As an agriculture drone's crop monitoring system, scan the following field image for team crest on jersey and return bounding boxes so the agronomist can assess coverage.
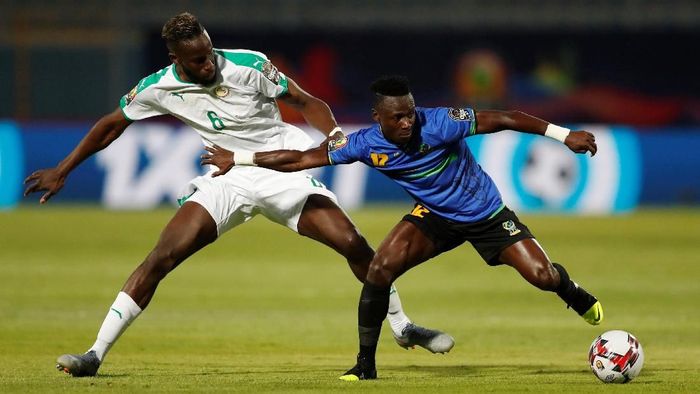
[448,107,472,121]
[328,135,348,152]
[502,220,521,236]
[419,143,431,154]
[261,61,280,84]
[125,86,138,105]
[214,86,229,98]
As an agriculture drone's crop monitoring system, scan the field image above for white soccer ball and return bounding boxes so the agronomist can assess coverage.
[588,330,644,383]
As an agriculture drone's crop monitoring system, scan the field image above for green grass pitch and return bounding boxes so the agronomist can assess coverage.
[1,206,699,392]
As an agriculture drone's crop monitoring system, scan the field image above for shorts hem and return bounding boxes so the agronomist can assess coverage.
[184,192,223,237]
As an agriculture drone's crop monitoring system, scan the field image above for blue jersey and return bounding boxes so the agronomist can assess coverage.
[328,107,503,223]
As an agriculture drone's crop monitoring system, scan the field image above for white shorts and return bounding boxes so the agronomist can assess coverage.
[179,166,338,235]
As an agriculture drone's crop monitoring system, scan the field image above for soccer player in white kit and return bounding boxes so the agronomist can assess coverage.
[23,12,454,377]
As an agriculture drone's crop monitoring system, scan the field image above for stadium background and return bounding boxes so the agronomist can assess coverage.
[1,0,699,211]
[1,1,699,392]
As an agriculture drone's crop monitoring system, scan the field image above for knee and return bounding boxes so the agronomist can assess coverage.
[366,250,404,287]
[339,229,374,264]
[366,263,392,287]
[529,264,559,291]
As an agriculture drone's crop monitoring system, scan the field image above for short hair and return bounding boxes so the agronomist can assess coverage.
[162,12,205,50]
[370,75,411,107]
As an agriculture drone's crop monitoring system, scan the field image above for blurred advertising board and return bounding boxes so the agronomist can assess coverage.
[3,121,699,212]
[0,122,23,210]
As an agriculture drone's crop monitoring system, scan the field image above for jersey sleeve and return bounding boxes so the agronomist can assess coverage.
[255,60,289,98]
[432,107,477,143]
[218,49,289,99]
[327,133,365,165]
[119,79,167,121]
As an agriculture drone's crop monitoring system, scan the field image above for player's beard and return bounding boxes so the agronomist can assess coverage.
[183,63,218,86]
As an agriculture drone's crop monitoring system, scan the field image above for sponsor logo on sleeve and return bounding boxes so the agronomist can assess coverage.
[261,61,281,84]
[448,107,472,121]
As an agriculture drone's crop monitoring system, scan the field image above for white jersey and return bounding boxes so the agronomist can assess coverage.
[119,48,313,152]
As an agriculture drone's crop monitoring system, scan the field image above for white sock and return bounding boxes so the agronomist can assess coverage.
[88,291,142,362]
[386,284,412,336]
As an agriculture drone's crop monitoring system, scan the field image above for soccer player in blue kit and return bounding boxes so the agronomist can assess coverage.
[201,75,604,380]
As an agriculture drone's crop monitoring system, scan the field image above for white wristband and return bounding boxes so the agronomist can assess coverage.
[329,126,343,137]
[545,124,570,143]
[234,151,257,166]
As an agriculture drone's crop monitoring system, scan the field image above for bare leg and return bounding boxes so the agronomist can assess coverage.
[360,220,437,346]
[365,221,438,287]
[59,201,218,375]
[342,220,440,380]
[297,195,453,353]
[296,194,374,281]
[498,238,602,322]
[122,201,218,308]
[497,238,559,291]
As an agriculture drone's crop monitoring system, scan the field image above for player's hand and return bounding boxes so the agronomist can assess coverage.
[564,130,597,156]
[200,145,234,177]
[23,168,66,204]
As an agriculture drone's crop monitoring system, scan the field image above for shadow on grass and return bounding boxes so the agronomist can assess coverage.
[87,364,665,386]
[91,370,241,378]
[386,364,665,385]
[388,364,583,378]
[87,364,583,379]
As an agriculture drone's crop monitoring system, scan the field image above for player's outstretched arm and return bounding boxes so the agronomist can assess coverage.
[23,107,132,203]
[278,78,340,137]
[475,109,597,156]
[201,144,330,176]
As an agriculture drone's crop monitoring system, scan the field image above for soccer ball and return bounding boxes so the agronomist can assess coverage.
[588,330,644,383]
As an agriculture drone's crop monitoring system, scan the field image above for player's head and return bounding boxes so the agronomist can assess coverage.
[162,12,217,85]
[371,75,416,145]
